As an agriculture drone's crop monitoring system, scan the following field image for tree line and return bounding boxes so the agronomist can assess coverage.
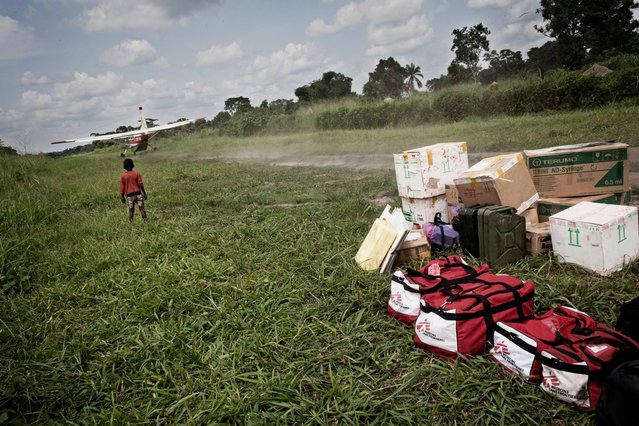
[205,1,638,135]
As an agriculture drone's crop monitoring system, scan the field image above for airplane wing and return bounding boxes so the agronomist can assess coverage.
[144,119,198,133]
[52,129,146,145]
[51,118,198,145]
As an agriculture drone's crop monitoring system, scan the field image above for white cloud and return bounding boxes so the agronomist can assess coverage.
[500,22,522,37]
[182,81,218,106]
[0,16,37,60]
[20,90,54,109]
[250,43,324,82]
[79,0,222,31]
[361,0,423,26]
[490,0,545,55]
[306,0,432,56]
[466,0,512,8]
[0,108,23,125]
[214,42,326,104]
[306,2,363,36]
[154,56,170,68]
[21,72,50,85]
[54,71,124,101]
[114,79,167,103]
[506,0,539,21]
[366,14,433,56]
[82,0,171,31]
[100,39,158,67]
[367,15,433,49]
[196,42,243,66]
[366,33,433,56]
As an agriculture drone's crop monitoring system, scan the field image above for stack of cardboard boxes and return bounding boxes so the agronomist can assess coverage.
[522,142,631,257]
[524,141,638,275]
[394,142,469,223]
[388,140,638,275]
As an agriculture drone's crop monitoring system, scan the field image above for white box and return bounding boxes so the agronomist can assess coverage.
[394,142,469,198]
[401,195,449,224]
[549,201,639,276]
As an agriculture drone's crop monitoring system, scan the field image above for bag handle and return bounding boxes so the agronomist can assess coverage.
[433,212,447,225]
[404,261,489,295]
[405,267,483,292]
[568,326,639,351]
[441,279,527,320]
[436,212,451,247]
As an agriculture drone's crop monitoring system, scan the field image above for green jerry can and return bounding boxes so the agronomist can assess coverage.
[477,206,526,268]
[456,205,482,258]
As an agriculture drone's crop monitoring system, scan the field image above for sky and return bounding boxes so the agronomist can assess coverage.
[0,0,554,153]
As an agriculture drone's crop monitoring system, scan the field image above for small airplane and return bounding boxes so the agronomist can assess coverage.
[52,106,201,156]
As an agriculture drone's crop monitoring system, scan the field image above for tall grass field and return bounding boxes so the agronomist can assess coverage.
[2,107,639,424]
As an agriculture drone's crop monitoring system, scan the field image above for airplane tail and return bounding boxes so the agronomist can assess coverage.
[139,106,147,130]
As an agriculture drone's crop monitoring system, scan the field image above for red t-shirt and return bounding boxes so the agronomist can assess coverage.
[120,171,143,196]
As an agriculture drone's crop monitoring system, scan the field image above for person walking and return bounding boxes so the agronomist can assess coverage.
[120,158,148,222]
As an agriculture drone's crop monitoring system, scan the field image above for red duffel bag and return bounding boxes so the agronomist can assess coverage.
[413,272,535,358]
[490,306,595,381]
[538,322,639,410]
[387,255,489,325]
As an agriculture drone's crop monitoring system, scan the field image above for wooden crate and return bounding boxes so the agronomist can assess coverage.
[526,222,552,255]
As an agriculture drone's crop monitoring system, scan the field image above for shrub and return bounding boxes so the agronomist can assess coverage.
[478,89,506,116]
[218,109,274,136]
[262,113,301,134]
[432,91,481,121]
[604,66,639,101]
[603,54,639,70]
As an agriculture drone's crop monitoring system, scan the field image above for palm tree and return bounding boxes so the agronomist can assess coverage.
[404,63,424,94]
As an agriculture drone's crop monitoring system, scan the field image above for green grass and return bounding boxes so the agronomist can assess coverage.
[154,104,639,162]
[2,106,639,424]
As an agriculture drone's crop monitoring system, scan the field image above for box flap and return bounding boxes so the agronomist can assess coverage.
[456,152,522,181]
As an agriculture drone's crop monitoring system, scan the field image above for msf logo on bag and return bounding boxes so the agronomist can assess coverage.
[389,292,403,305]
[493,342,510,356]
[416,316,446,342]
[416,319,431,332]
[543,374,561,388]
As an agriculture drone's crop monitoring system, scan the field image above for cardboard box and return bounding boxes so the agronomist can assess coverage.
[401,195,449,224]
[521,208,539,224]
[525,141,629,198]
[526,222,552,255]
[445,183,464,221]
[395,229,431,264]
[453,153,540,214]
[537,193,619,222]
[549,201,639,276]
[394,142,469,198]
